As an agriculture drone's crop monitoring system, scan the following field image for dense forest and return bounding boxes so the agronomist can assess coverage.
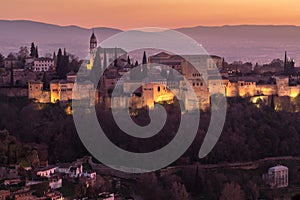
[1,95,300,199]
[1,95,300,166]
[0,96,88,165]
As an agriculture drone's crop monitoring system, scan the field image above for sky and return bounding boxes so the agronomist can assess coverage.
[1,0,300,30]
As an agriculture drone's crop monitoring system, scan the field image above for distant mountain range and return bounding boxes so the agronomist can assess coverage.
[0,20,122,59]
[0,20,300,65]
[177,25,300,66]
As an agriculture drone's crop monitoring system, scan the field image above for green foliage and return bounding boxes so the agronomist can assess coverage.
[127,55,131,65]
[205,96,300,164]
[59,179,76,197]
[68,53,81,72]
[18,46,29,65]
[220,182,245,200]
[0,53,4,67]
[142,51,147,65]
[0,97,88,164]
[31,182,49,197]
[35,46,39,58]
[56,48,69,79]
[82,162,92,171]
[30,42,38,58]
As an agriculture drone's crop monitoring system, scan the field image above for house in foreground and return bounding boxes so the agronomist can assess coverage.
[263,165,289,189]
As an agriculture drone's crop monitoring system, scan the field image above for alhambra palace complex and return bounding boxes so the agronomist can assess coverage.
[26,33,300,111]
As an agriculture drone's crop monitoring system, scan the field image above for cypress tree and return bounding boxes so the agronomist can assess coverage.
[56,48,63,78]
[63,49,69,74]
[35,46,39,58]
[30,42,36,58]
[141,51,148,78]
[142,51,147,65]
[55,48,69,79]
[57,49,62,58]
[127,56,131,65]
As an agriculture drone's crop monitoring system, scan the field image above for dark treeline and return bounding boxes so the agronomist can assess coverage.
[204,97,300,164]
[97,97,300,165]
[0,96,88,164]
[1,96,300,199]
[1,96,300,165]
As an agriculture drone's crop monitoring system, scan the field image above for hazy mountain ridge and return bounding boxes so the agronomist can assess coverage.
[0,20,122,58]
[0,20,300,65]
[176,25,300,65]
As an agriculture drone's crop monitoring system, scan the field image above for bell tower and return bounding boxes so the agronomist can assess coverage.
[90,30,97,53]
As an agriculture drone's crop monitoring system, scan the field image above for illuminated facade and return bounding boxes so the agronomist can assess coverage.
[50,80,73,103]
[224,80,257,97]
[29,73,300,110]
[28,79,95,104]
[28,80,73,103]
[105,52,300,111]
[28,80,50,103]
[143,83,175,109]
[27,34,300,111]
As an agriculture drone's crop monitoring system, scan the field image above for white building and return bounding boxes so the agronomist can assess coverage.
[263,165,289,188]
[33,57,54,72]
[36,166,58,178]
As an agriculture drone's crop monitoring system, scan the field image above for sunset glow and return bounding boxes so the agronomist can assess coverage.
[1,0,300,29]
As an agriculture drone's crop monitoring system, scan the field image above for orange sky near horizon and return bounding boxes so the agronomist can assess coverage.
[1,0,300,30]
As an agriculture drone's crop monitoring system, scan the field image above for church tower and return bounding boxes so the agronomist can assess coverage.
[90,31,97,53]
